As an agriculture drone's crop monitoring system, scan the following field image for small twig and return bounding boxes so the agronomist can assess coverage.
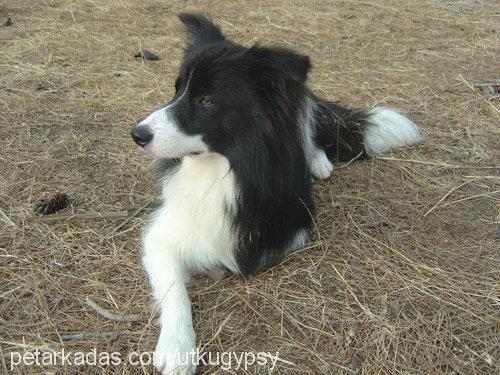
[0,208,15,226]
[0,286,22,299]
[85,296,140,322]
[217,15,239,30]
[376,157,498,169]
[61,329,130,341]
[440,190,500,207]
[335,151,364,170]
[0,254,18,262]
[463,175,500,180]
[424,181,469,217]
[266,15,316,36]
[468,79,500,87]
[359,220,390,228]
[38,211,129,222]
[330,261,374,319]
[110,201,152,234]
[200,312,233,352]
[459,74,500,113]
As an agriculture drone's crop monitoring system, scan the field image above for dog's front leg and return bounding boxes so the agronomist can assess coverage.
[142,221,196,375]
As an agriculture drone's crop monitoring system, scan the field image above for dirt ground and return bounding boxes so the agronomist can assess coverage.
[0,0,498,374]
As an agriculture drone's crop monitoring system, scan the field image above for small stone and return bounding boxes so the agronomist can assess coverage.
[2,17,12,26]
[134,50,160,61]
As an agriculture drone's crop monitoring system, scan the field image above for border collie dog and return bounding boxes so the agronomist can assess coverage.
[131,13,421,374]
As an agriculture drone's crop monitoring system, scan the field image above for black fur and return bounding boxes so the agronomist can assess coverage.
[157,13,372,275]
[179,12,226,47]
[313,98,369,162]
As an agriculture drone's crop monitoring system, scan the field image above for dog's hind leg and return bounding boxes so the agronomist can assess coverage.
[310,99,421,176]
[310,147,334,180]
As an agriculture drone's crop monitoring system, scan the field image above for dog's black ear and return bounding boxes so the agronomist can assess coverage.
[268,48,311,84]
[249,46,311,86]
[178,13,225,46]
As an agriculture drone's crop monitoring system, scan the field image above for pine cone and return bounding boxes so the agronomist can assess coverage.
[35,193,69,215]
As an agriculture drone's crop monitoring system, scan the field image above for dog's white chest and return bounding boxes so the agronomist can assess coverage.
[154,154,239,272]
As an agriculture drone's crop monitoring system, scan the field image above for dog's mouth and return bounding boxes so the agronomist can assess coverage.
[142,143,207,159]
[187,150,210,158]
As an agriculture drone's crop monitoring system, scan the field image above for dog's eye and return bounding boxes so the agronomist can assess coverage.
[200,96,214,107]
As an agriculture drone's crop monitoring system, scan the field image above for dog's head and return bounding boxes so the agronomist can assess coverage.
[131,13,311,159]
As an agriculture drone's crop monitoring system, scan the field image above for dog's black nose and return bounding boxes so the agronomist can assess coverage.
[131,125,153,147]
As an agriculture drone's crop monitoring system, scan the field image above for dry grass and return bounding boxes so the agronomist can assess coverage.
[1,0,498,374]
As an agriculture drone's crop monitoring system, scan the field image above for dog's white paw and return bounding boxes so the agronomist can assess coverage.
[310,149,334,180]
[153,328,197,375]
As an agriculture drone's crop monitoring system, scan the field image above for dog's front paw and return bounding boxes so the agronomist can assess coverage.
[153,328,197,375]
[311,150,334,180]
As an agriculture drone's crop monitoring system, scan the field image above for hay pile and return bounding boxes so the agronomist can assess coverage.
[0,0,498,373]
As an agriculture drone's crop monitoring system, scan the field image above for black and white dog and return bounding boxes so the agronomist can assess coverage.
[131,13,421,374]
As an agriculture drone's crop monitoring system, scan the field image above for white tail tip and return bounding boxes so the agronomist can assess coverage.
[364,107,422,156]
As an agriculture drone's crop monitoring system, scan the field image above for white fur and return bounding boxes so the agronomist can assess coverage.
[298,95,317,168]
[143,154,239,374]
[310,148,334,180]
[364,107,422,156]
[139,107,208,159]
[299,96,334,180]
[288,228,309,251]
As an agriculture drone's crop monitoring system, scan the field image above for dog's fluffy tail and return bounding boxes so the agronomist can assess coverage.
[313,101,422,162]
[363,107,422,156]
